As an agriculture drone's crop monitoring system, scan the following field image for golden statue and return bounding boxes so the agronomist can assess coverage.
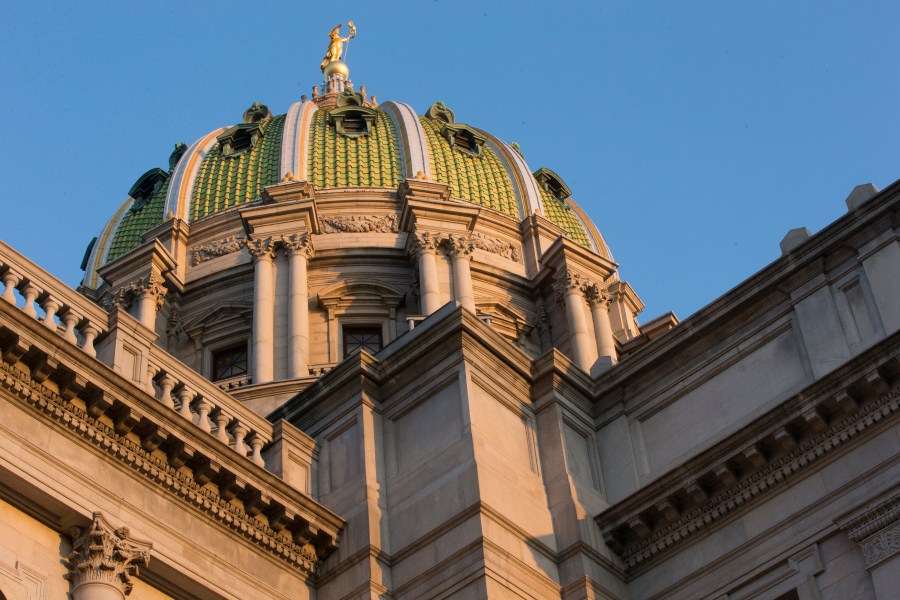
[320,22,356,71]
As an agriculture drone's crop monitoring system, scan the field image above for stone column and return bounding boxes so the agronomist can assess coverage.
[586,282,618,367]
[410,231,442,316]
[66,513,152,600]
[446,233,476,313]
[247,236,276,384]
[133,273,167,332]
[283,233,314,378]
[555,268,595,373]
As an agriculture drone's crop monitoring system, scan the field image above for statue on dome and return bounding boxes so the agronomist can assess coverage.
[320,22,356,71]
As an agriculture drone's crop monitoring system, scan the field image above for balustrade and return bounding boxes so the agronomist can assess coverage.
[1,242,108,359]
[148,358,272,467]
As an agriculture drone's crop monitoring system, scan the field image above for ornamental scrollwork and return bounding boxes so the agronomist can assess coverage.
[192,234,247,265]
[66,513,152,597]
[469,232,520,262]
[318,214,398,234]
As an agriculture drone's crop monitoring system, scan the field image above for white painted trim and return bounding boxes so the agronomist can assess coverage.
[381,101,430,180]
[164,128,226,222]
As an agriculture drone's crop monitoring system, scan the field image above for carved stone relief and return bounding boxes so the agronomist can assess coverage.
[192,235,247,265]
[66,513,152,597]
[318,214,398,234]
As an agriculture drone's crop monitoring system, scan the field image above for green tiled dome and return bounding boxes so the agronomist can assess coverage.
[191,114,286,220]
[538,187,591,247]
[419,117,518,218]
[107,177,170,262]
[307,107,402,189]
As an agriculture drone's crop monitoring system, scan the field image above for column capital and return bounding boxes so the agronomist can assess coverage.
[584,281,612,308]
[408,230,442,258]
[445,233,474,260]
[246,236,276,261]
[66,513,152,597]
[282,232,315,259]
[553,267,586,297]
[130,273,167,309]
[837,485,900,569]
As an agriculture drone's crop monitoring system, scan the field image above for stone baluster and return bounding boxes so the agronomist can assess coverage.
[41,295,62,329]
[176,386,194,421]
[80,323,100,358]
[231,422,249,456]
[66,512,151,600]
[0,269,20,304]
[20,283,40,318]
[410,231,442,315]
[585,282,618,368]
[447,233,476,313]
[213,409,232,445]
[61,310,81,344]
[283,233,314,378]
[555,268,595,373]
[194,397,213,433]
[156,373,176,409]
[247,237,276,384]
[248,433,267,467]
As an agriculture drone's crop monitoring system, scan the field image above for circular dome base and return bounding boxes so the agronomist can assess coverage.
[323,61,349,78]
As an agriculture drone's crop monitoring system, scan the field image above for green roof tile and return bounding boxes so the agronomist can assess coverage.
[107,178,170,262]
[308,108,401,189]
[191,114,286,220]
[539,187,592,247]
[419,117,518,218]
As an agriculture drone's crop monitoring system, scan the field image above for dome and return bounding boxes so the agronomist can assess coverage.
[82,83,611,288]
[78,60,641,394]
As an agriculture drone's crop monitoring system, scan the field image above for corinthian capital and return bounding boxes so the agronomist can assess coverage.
[282,232,315,259]
[408,231,442,258]
[584,282,611,307]
[445,233,474,259]
[66,513,152,597]
[131,273,167,308]
[246,236,276,260]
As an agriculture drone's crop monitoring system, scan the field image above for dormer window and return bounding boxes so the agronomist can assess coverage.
[533,167,572,201]
[127,168,169,212]
[440,123,486,157]
[329,105,377,138]
[217,121,268,158]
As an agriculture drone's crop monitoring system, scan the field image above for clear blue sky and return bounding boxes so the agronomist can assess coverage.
[2,1,898,322]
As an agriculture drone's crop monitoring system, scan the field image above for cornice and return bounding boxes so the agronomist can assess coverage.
[596,331,900,575]
[0,302,344,574]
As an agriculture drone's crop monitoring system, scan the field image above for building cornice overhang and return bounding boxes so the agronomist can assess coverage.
[593,178,900,412]
[596,328,900,576]
[271,303,534,429]
[0,299,344,575]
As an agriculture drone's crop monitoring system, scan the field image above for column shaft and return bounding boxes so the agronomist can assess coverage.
[252,255,275,383]
[287,251,309,378]
[565,290,594,372]
[418,250,441,315]
[590,300,617,364]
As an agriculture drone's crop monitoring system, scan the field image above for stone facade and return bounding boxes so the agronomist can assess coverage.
[0,60,898,599]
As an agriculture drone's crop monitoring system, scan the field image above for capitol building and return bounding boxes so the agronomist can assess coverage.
[0,27,898,600]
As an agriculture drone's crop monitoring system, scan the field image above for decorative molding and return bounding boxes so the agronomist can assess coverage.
[319,214,398,234]
[408,231,441,257]
[469,231,520,262]
[246,236,276,261]
[600,373,900,572]
[192,235,247,265]
[553,268,589,305]
[282,232,315,259]
[102,273,167,311]
[66,512,152,597]
[839,485,900,568]
[445,233,474,259]
[0,360,323,574]
[584,282,611,307]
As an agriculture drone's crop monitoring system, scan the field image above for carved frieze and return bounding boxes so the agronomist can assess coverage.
[66,513,152,597]
[469,232,520,262]
[192,234,247,265]
[840,484,900,568]
[318,214,398,234]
